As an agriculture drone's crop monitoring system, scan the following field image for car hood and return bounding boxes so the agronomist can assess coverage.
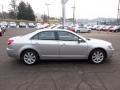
[87,38,111,46]
[10,24,16,26]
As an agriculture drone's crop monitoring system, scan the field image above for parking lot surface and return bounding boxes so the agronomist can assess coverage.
[0,29,120,90]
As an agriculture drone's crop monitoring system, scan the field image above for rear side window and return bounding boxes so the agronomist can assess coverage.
[58,31,79,41]
[32,31,56,40]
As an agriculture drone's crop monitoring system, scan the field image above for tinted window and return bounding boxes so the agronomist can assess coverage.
[39,31,55,40]
[58,31,79,41]
[32,31,55,40]
[31,33,39,40]
[58,26,64,29]
[58,26,68,29]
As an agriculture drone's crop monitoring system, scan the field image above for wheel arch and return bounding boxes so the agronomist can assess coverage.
[20,48,40,60]
[88,48,107,59]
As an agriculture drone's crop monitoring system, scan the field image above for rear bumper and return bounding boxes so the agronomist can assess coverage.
[6,48,19,59]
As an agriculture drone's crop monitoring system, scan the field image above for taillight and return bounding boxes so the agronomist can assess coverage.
[8,39,14,45]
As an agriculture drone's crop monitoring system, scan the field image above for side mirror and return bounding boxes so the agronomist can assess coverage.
[78,39,82,43]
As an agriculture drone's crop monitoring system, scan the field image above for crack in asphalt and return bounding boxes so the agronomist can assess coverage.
[75,65,93,90]
[75,64,109,90]
[77,72,94,90]
[25,72,40,90]
[95,73,108,90]
[50,73,58,90]
[16,81,29,90]
[18,72,58,90]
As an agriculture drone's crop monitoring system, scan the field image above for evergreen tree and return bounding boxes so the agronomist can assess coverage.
[17,1,27,20]
[9,10,16,19]
[26,4,35,21]
[0,12,9,19]
[17,2,35,21]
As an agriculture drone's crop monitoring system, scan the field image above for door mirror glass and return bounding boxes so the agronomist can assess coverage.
[78,38,85,43]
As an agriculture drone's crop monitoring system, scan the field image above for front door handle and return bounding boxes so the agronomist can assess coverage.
[61,43,66,46]
[35,42,39,44]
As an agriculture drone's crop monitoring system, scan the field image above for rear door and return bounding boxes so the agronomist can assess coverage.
[31,31,59,59]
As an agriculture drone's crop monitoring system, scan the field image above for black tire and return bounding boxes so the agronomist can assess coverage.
[76,30,80,33]
[21,50,39,65]
[0,33,2,36]
[89,49,105,64]
[88,30,91,33]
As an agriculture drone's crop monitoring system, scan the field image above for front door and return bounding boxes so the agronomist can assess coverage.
[57,31,88,59]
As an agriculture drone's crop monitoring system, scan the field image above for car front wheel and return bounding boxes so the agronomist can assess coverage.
[0,33,2,36]
[21,50,39,65]
[88,30,91,33]
[89,49,105,64]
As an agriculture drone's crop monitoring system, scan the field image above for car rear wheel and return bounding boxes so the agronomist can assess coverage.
[76,30,80,33]
[21,50,39,65]
[89,49,105,64]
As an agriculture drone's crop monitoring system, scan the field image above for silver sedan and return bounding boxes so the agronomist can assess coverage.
[6,29,114,65]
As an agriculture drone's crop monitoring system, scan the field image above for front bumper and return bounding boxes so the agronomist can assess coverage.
[106,49,114,59]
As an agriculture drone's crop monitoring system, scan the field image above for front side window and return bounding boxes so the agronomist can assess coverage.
[32,31,55,40]
[58,31,79,41]
[58,26,64,29]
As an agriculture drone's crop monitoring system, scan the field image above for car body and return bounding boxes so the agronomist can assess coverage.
[53,25,75,32]
[47,24,56,29]
[68,26,76,32]
[36,23,42,29]
[0,25,7,32]
[0,21,8,28]
[9,22,17,28]
[102,25,113,31]
[42,23,49,28]
[90,25,99,30]
[0,28,4,36]
[109,26,120,32]
[6,29,114,65]
[52,25,67,29]
[19,22,27,28]
[96,25,105,31]
[86,25,93,30]
[0,21,8,32]
[28,23,35,28]
[36,23,49,29]
[75,27,91,33]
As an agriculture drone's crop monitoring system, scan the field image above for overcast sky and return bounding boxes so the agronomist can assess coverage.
[0,0,119,19]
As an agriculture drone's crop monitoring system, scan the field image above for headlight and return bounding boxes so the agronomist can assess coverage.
[108,45,113,49]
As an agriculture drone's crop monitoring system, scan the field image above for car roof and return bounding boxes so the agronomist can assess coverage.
[23,29,70,38]
[37,29,70,32]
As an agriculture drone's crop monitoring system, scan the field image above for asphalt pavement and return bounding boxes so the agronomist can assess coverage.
[0,29,120,90]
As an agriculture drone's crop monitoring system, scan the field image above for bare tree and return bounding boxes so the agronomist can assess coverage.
[9,0,17,19]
